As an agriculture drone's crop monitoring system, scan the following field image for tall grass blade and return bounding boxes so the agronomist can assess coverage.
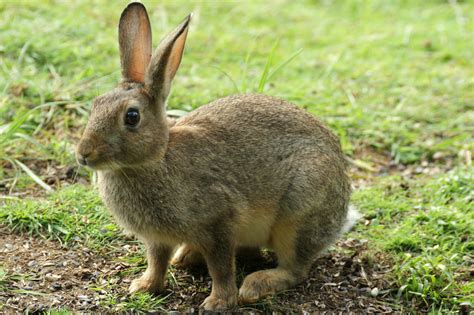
[257,39,279,93]
[240,40,257,93]
[0,112,31,147]
[15,159,53,192]
[0,101,70,149]
[267,48,303,82]
[210,66,240,93]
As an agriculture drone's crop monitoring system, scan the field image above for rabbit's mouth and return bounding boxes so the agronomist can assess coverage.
[76,146,120,171]
[78,157,123,171]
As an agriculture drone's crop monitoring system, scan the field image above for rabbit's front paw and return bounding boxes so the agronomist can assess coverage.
[200,294,237,311]
[129,276,162,294]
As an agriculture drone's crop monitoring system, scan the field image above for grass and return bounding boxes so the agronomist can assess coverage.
[0,0,473,312]
[353,166,473,308]
[0,185,120,247]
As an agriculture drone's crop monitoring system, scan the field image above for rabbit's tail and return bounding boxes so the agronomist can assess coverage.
[341,205,362,234]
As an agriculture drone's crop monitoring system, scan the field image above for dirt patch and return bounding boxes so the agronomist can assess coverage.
[0,227,411,313]
[0,227,133,312]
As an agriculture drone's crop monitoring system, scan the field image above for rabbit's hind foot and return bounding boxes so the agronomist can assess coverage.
[238,268,297,303]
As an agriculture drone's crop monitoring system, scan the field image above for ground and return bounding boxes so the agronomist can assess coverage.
[0,0,473,313]
[0,227,398,313]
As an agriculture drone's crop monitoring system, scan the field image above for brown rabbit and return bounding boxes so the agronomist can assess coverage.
[76,2,359,311]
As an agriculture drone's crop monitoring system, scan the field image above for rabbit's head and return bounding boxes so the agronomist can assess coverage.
[76,3,190,170]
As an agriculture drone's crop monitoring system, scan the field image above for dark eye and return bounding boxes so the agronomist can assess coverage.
[125,108,140,127]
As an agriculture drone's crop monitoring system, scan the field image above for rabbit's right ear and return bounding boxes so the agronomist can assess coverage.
[145,14,191,103]
[118,2,152,83]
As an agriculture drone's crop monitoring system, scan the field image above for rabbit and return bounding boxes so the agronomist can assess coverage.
[76,2,359,311]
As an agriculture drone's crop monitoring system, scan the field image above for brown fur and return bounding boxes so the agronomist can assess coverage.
[76,3,352,311]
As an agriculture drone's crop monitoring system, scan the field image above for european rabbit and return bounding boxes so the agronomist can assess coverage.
[76,2,359,311]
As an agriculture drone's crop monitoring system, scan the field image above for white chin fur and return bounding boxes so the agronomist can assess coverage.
[341,205,362,234]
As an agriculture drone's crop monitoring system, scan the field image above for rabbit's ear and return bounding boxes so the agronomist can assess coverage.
[119,2,152,83]
[145,14,191,102]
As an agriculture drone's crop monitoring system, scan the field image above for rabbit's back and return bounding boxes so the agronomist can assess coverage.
[172,94,350,230]
[178,94,337,144]
[177,94,343,163]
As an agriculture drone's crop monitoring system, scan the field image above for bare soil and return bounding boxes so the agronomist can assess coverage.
[0,226,412,313]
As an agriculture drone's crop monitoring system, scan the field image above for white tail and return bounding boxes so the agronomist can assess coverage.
[341,205,362,234]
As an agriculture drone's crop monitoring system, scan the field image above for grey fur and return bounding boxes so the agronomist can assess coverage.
[76,3,352,311]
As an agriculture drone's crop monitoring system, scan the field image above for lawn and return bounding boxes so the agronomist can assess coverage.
[0,0,473,313]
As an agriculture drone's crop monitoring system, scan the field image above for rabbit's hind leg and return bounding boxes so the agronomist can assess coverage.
[238,216,334,303]
[238,219,301,303]
[171,243,205,269]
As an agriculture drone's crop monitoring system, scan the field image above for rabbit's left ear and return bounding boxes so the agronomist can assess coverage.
[145,14,191,102]
[118,2,152,83]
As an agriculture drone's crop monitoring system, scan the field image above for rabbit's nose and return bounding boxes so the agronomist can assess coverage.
[77,152,90,166]
[76,137,95,166]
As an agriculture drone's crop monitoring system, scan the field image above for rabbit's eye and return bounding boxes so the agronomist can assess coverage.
[125,108,140,127]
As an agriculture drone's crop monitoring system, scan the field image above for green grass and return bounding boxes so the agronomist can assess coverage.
[0,185,120,247]
[104,292,169,313]
[353,166,473,308]
[0,0,473,312]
